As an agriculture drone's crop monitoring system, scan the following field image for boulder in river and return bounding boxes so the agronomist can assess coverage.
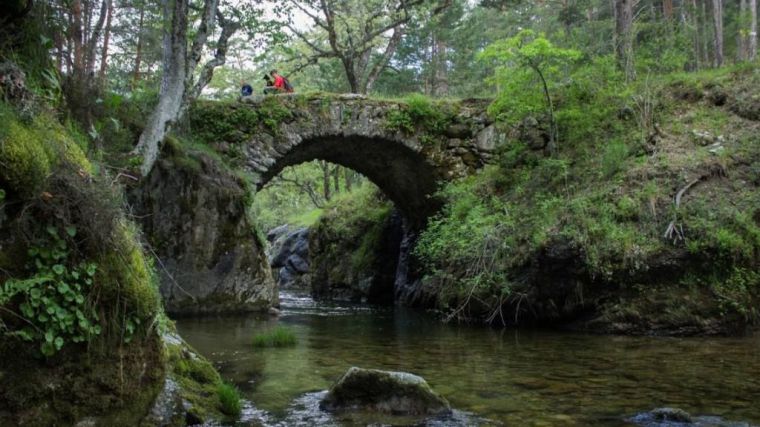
[627,407,747,426]
[320,367,451,416]
[268,225,311,289]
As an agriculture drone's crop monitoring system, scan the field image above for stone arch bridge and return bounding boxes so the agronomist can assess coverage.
[189,93,507,227]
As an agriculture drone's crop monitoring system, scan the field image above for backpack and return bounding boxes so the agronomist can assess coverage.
[283,77,294,92]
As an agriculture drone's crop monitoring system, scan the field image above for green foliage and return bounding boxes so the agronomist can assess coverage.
[480,30,581,121]
[189,101,261,144]
[252,325,298,348]
[386,108,415,133]
[258,96,293,132]
[0,226,101,356]
[601,139,630,178]
[385,94,454,138]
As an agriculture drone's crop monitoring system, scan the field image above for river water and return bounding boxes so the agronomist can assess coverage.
[175,292,760,426]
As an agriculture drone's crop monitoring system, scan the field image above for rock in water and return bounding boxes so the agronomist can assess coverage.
[320,367,450,416]
[628,407,695,425]
[651,407,693,423]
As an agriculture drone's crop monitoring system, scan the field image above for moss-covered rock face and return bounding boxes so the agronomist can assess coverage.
[320,367,451,416]
[0,99,164,425]
[309,188,403,304]
[143,329,235,426]
[130,140,276,314]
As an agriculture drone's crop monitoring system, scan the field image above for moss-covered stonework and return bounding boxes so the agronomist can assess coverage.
[188,94,504,228]
[129,139,276,315]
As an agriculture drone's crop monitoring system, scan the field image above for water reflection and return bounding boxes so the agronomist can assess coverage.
[176,292,760,426]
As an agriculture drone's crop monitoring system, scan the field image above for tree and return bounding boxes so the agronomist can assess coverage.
[480,30,581,154]
[712,0,723,66]
[284,0,449,94]
[615,0,637,81]
[750,0,758,60]
[133,0,267,176]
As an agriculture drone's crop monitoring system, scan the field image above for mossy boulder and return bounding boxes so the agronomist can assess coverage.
[143,330,233,426]
[320,367,451,416]
[309,187,403,304]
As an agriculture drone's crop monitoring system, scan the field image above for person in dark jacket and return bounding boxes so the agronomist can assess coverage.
[240,81,253,97]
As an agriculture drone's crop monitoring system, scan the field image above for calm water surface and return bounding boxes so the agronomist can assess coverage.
[176,292,760,426]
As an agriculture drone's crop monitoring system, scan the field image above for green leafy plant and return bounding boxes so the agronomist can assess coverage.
[0,226,101,356]
[385,108,414,133]
[216,382,242,417]
[252,325,298,348]
[480,30,581,154]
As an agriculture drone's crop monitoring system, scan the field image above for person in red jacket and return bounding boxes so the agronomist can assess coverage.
[264,69,294,94]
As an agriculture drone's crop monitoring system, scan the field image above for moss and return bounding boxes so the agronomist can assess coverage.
[0,103,92,196]
[0,119,52,192]
[165,337,228,423]
[257,95,293,132]
[96,220,162,321]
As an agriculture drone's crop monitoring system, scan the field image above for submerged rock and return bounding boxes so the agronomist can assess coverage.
[320,367,451,416]
[628,407,749,427]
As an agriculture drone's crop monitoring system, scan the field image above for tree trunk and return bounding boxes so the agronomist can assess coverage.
[433,37,449,97]
[85,0,110,74]
[332,166,340,194]
[132,3,145,87]
[344,168,352,192]
[98,0,113,83]
[712,0,723,67]
[702,0,710,65]
[183,14,239,103]
[691,0,702,69]
[321,161,331,201]
[663,0,674,20]
[134,0,189,176]
[739,0,748,61]
[71,0,84,75]
[750,0,758,60]
[615,0,636,81]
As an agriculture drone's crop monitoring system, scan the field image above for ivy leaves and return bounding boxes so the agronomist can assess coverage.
[0,226,102,357]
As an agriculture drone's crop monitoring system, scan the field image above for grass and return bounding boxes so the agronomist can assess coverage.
[286,207,323,227]
[252,326,298,348]
[216,382,242,417]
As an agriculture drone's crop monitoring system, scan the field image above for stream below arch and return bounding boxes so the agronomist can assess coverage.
[176,291,760,426]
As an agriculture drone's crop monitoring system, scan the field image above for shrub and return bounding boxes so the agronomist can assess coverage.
[252,325,298,348]
[216,382,242,417]
[601,139,629,178]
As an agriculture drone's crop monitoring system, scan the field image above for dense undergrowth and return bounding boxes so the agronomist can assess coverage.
[0,92,168,422]
[413,62,760,334]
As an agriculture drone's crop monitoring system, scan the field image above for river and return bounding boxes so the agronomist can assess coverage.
[175,292,760,426]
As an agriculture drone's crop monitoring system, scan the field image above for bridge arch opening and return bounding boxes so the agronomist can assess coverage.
[252,134,443,229]
[252,134,445,305]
